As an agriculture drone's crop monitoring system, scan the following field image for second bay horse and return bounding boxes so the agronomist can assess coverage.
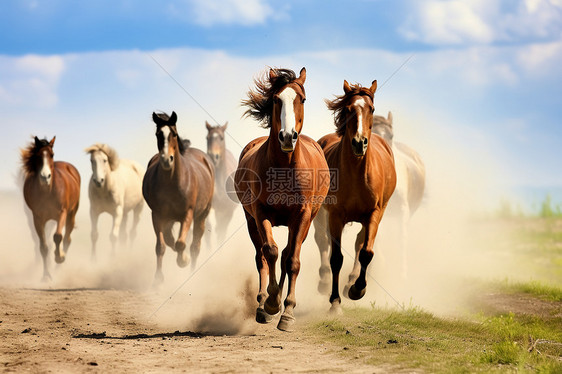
[313,80,396,313]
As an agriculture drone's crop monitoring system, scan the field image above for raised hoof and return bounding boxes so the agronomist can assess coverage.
[277,314,295,332]
[317,280,331,295]
[264,299,281,316]
[348,284,366,300]
[256,308,274,324]
[176,251,190,268]
[329,303,343,315]
[54,252,65,264]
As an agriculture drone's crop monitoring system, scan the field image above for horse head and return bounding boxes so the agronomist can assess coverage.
[372,111,394,146]
[271,67,306,153]
[152,111,183,171]
[85,144,119,188]
[205,121,228,166]
[328,79,377,157]
[34,136,56,186]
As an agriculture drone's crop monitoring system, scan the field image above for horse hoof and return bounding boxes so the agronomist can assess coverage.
[329,303,343,315]
[41,273,52,283]
[264,300,281,316]
[317,280,331,295]
[54,253,65,264]
[277,314,295,332]
[176,252,190,268]
[255,308,274,324]
[348,284,366,300]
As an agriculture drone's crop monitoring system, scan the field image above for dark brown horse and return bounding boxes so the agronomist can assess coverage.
[235,67,330,331]
[205,121,238,242]
[21,136,81,281]
[313,80,396,313]
[142,112,214,284]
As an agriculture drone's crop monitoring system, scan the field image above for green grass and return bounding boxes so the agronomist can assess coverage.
[308,305,562,373]
[491,280,562,302]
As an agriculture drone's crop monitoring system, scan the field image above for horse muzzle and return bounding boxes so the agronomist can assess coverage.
[159,154,174,170]
[39,174,51,186]
[278,130,298,153]
[351,137,368,157]
[93,178,105,188]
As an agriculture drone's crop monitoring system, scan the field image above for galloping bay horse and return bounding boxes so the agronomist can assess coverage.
[313,80,396,313]
[236,67,330,331]
[21,136,81,281]
[142,112,214,284]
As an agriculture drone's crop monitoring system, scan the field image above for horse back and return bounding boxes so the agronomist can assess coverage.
[54,161,81,208]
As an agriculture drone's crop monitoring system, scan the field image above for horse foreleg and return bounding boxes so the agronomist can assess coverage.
[328,214,345,314]
[216,207,235,243]
[254,210,281,317]
[244,210,271,324]
[348,213,381,300]
[277,209,312,332]
[90,208,100,261]
[129,202,143,247]
[151,213,166,285]
[110,204,124,254]
[343,226,365,297]
[33,215,50,281]
[53,209,68,264]
[313,207,331,295]
[175,209,193,268]
[119,209,128,247]
[189,214,206,270]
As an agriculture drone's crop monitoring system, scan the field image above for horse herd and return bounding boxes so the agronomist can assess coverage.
[20,67,425,331]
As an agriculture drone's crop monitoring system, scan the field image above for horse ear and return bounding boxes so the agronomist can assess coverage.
[369,80,378,94]
[49,136,56,148]
[387,111,393,125]
[152,112,160,125]
[205,121,212,131]
[343,80,352,94]
[269,68,277,81]
[221,121,228,131]
[34,136,41,147]
[170,111,177,125]
[295,67,306,85]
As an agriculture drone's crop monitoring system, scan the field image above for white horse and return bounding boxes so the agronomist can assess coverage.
[369,112,425,279]
[85,144,144,258]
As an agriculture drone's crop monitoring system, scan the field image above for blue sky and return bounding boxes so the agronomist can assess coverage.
[2,0,562,209]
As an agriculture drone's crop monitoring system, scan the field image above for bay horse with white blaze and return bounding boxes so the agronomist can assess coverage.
[371,112,426,278]
[313,80,396,313]
[143,112,214,284]
[236,67,330,331]
[21,136,81,281]
[205,121,238,243]
[85,143,144,259]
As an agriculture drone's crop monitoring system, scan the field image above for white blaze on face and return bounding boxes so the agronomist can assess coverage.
[40,151,51,183]
[354,97,367,138]
[161,126,171,156]
[279,87,298,135]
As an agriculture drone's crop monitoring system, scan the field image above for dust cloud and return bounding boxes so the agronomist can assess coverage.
[1,110,525,336]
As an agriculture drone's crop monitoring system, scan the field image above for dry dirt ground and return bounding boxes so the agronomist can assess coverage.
[0,287,388,374]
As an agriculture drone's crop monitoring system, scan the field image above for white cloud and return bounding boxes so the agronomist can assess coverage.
[400,0,562,46]
[172,0,275,26]
[0,55,64,108]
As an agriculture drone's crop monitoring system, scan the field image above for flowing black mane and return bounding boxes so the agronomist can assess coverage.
[326,83,374,137]
[21,137,52,176]
[242,68,304,129]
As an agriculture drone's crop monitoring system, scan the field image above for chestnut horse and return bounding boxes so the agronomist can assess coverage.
[143,112,214,284]
[371,112,426,278]
[205,121,238,243]
[21,136,81,281]
[236,67,330,331]
[313,80,396,313]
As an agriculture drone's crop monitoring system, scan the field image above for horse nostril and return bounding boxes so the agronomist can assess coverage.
[351,138,357,147]
[278,131,284,142]
[100,178,104,184]
[363,138,368,145]
[292,131,298,141]
[169,155,174,163]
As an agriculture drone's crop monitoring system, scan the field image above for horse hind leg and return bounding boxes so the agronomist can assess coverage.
[343,226,365,298]
[189,214,207,270]
[313,208,331,295]
[129,202,143,247]
[53,210,68,264]
[33,215,51,282]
